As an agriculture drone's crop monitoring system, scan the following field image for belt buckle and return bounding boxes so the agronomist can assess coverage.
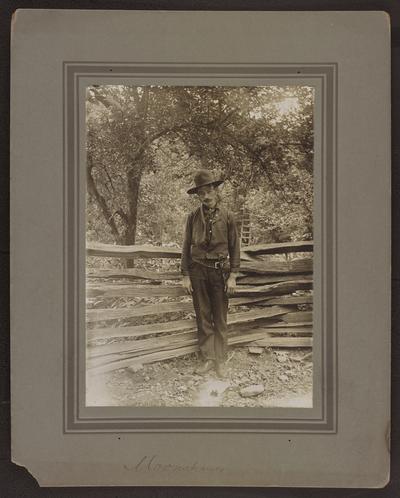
[214,261,221,269]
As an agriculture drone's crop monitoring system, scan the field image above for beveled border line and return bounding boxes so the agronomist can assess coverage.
[63,63,337,433]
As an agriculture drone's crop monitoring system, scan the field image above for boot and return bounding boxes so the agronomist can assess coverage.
[195,359,215,375]
[215,361,227,378]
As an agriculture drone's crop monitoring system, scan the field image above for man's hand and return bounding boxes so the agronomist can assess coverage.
[225,274,237,295]
[182,276,193,295]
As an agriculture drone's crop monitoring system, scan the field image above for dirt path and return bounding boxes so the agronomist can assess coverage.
[192,377,311,408]
[86,347,313,408]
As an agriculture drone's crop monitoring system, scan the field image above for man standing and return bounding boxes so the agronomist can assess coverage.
[181,169,240,378]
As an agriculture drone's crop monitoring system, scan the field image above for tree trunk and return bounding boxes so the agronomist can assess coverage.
[124,167,142,267]
[87,163,122,244]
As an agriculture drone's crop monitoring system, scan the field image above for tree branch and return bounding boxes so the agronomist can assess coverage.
[91,88,122,111]
[115,209,129,225]
[86,161,122,243]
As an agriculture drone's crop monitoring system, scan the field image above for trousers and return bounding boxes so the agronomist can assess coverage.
[189,262,229,362]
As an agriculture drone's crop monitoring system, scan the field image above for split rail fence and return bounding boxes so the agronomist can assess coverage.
[86,241,313,375]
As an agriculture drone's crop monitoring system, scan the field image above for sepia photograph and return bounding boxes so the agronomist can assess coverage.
[85,84,314,408]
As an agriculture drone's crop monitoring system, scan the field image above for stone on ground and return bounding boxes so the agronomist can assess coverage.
[248,346,264,355]
[127,364,143,373]
[239,384,265,398]
[276,352,289,363]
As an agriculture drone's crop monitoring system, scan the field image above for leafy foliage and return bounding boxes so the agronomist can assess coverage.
[86,85,314,258]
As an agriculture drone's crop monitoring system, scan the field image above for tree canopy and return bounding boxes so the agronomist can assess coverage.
[86,85,314,252]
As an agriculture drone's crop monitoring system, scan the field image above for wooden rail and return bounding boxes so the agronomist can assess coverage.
[86,241,313,374]
[87,240,313,259]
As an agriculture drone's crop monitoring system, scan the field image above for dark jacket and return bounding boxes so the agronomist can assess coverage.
[181,204,240,276]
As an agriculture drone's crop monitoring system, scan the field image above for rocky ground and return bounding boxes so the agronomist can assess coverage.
[86,346,313,408]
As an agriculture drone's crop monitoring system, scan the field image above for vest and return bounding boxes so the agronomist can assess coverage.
[189,205,231,260]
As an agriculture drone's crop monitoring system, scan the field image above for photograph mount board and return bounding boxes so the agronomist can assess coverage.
[11,10,390,487]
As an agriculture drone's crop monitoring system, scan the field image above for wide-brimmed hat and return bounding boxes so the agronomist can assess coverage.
[187,169,224,195]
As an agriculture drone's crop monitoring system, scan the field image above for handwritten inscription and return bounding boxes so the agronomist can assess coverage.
[124,455,225,474]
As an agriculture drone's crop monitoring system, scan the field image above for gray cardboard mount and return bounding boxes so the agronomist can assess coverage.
[10,10,390,487]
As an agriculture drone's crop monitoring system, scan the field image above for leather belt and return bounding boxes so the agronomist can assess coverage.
[193,259,224,269]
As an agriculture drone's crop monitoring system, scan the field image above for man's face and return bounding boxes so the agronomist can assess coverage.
[196,185,218,208]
